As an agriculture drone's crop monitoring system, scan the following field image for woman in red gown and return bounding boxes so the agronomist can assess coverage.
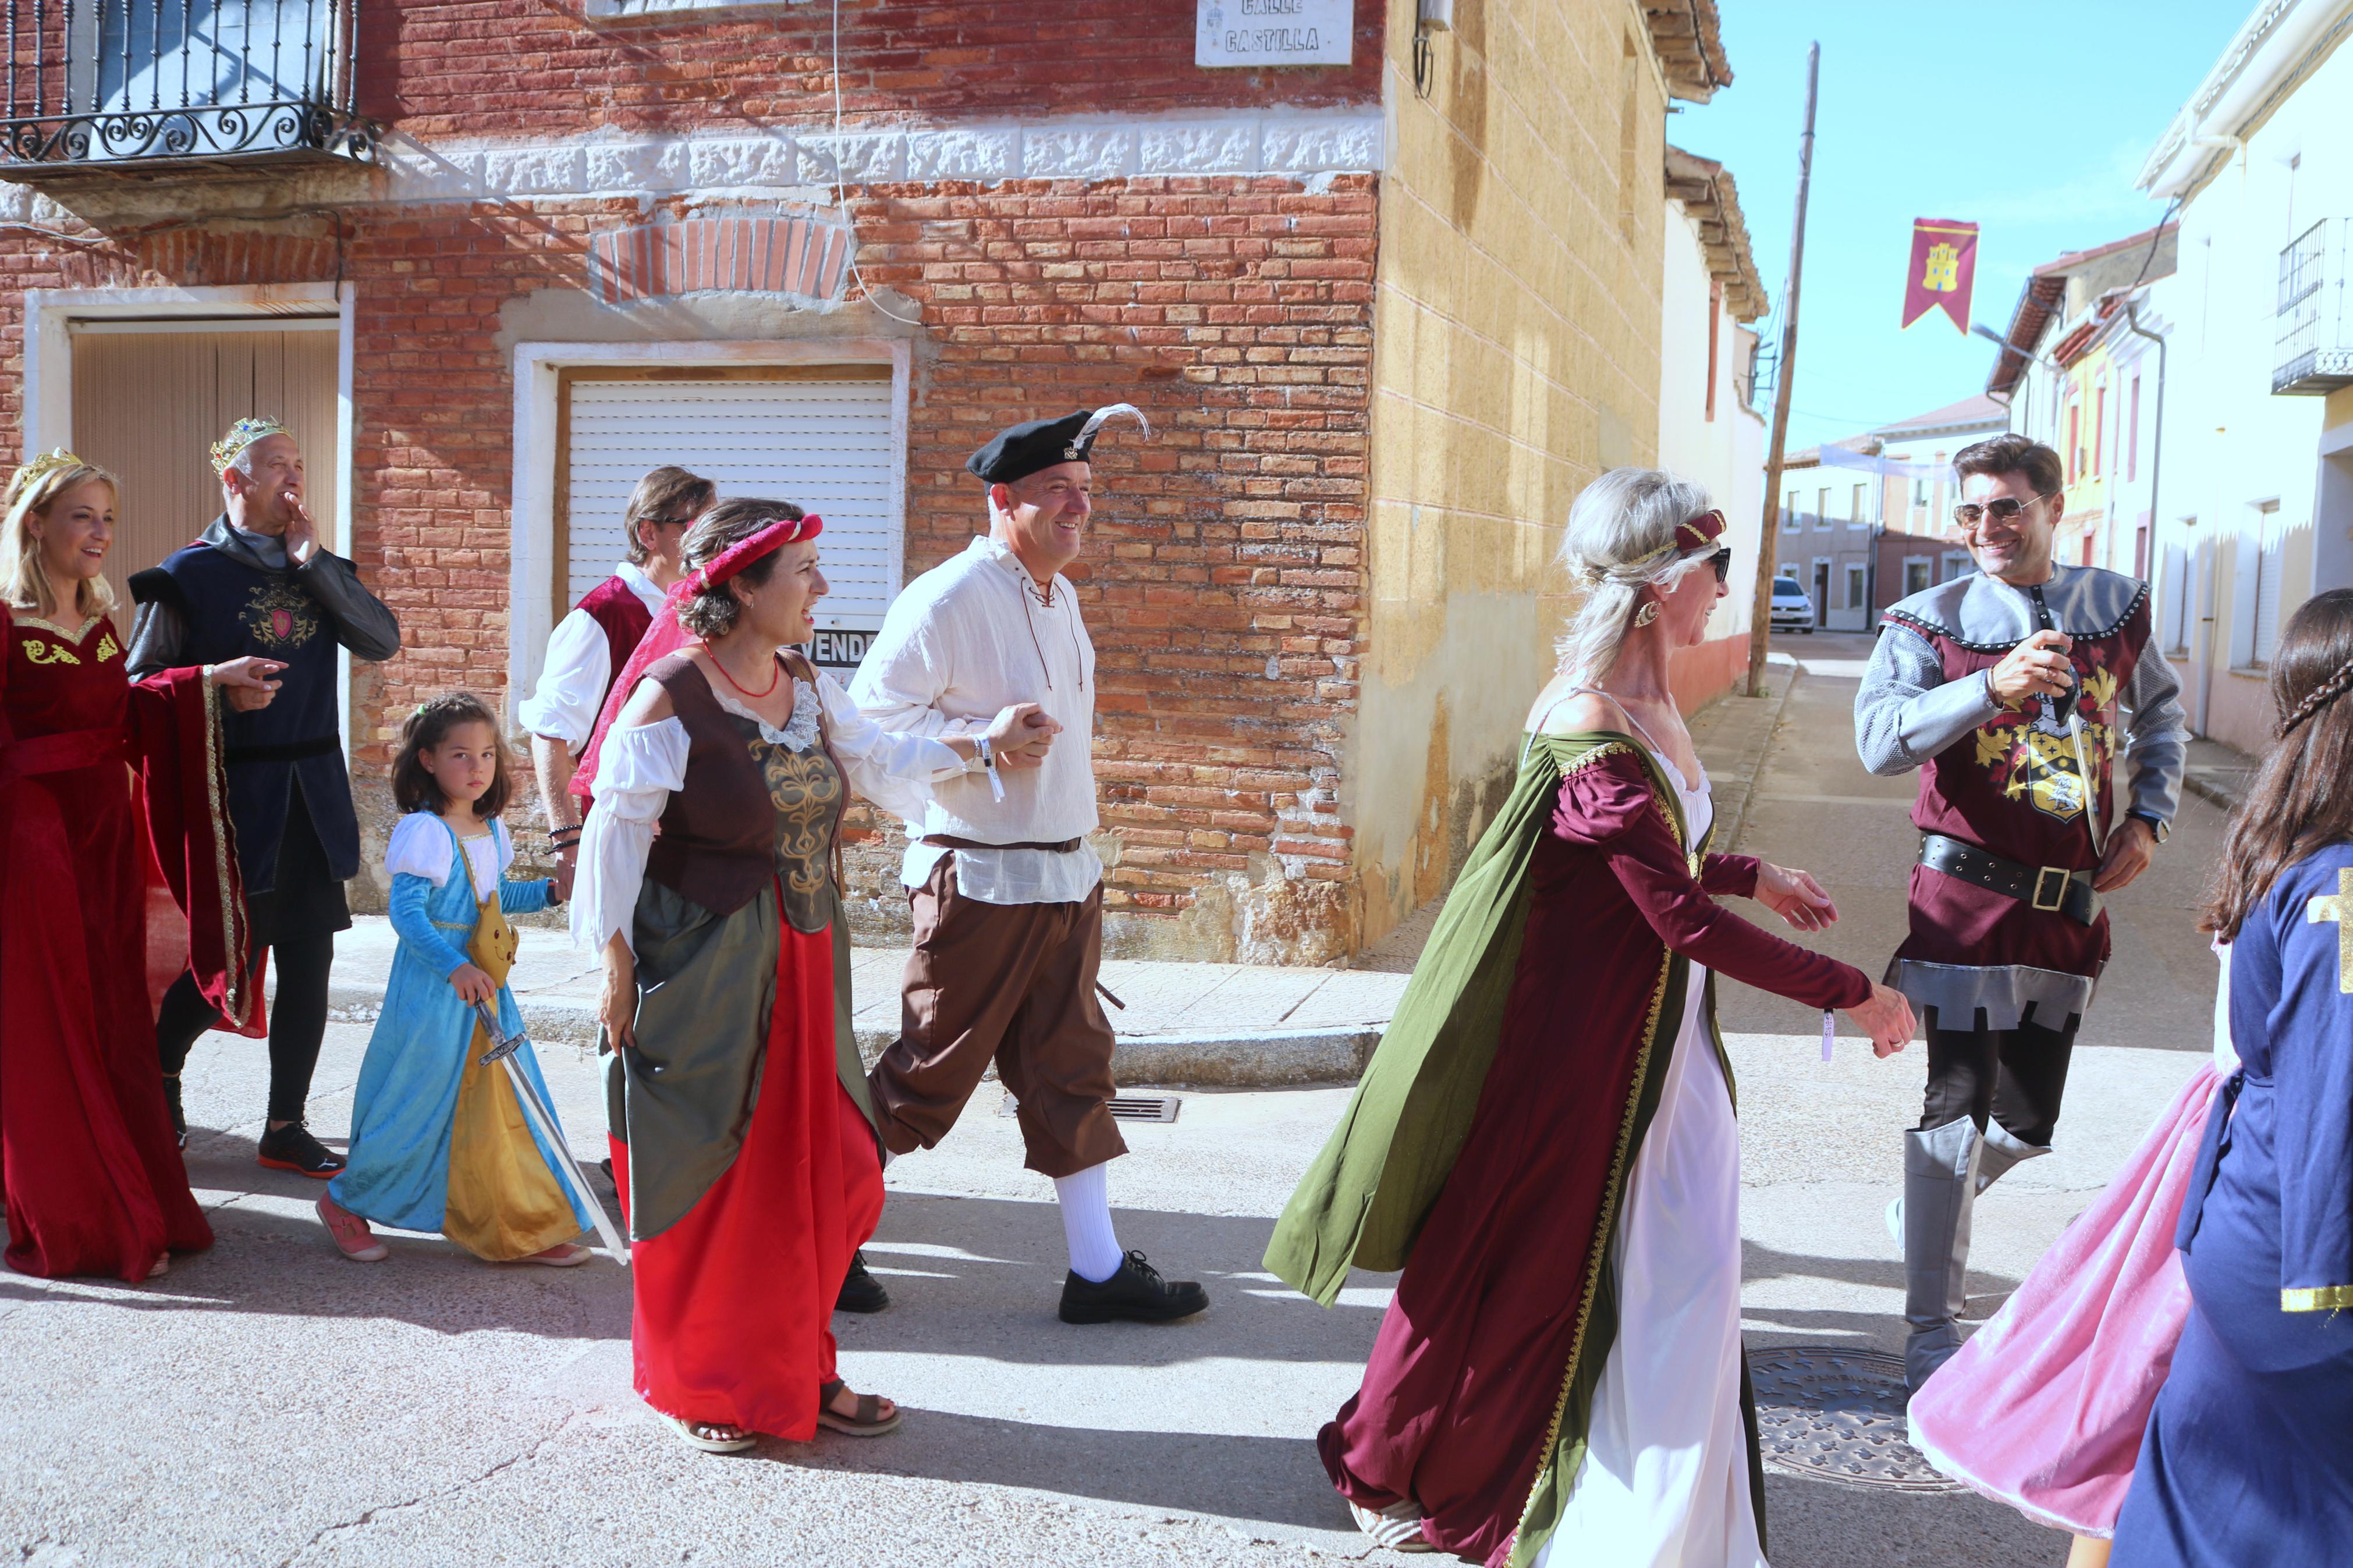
[1,451,277,1281]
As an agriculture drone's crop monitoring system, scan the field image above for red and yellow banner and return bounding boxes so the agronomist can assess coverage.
[1903,218,1978,333]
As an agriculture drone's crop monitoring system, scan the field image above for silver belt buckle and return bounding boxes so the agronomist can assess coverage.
[2031,866,2069,912]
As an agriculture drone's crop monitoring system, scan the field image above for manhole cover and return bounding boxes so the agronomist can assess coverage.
[1745,1346,1960,1492]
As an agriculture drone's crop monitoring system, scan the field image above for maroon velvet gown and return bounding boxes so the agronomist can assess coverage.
[1,607,215,1281]
[1318,746,1872,1565]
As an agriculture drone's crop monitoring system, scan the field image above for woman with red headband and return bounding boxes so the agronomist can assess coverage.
[570,499,1053,1452]
[1267,471,1914,1563]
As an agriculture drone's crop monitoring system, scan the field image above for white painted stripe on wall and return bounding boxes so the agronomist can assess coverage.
[377,106,1383,204]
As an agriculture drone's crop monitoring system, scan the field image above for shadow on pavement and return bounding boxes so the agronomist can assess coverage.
[773,1408,1350,1534]
[847,1192,1387,1371]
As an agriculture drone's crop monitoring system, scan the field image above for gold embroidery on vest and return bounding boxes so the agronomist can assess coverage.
[240,579,321,650]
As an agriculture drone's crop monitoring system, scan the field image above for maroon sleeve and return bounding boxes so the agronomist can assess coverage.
[1701,854,1759,898]
[1553,753,1871,1011]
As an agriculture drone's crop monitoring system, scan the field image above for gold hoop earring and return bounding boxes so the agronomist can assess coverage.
[1634,600,1660,628]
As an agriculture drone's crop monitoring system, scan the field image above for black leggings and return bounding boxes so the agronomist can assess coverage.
[1917,1015,2078,1149]
[157,929,336,1125]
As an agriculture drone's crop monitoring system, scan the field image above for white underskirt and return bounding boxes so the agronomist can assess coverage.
[1538,771,1763,1568]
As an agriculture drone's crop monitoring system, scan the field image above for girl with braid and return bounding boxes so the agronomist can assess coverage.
[1912,588,2353,1568]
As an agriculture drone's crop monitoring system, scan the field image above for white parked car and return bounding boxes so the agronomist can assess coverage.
[1769,575,1815,634]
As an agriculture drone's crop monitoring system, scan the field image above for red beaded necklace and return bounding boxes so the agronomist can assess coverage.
[698,638,782,699]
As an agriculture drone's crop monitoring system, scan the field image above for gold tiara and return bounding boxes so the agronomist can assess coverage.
[13,447,90,490]
[210,416,290,477]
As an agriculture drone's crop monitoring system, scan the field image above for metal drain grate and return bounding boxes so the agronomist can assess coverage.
[1744,1345,1961,1492]
[1000,1093,1180,1123]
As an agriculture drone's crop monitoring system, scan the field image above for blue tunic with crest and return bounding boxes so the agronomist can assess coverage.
[2111,842,2353,1563]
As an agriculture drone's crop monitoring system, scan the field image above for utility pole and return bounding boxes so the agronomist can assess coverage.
[1746,42,1820,698]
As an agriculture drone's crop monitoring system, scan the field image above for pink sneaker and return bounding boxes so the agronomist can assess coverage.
[317,1196,388,1261]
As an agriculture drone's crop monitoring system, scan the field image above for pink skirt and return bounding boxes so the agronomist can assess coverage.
[1907,1063,2224,1538]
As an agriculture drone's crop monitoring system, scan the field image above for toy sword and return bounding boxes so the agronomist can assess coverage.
[473,1001,630,1265]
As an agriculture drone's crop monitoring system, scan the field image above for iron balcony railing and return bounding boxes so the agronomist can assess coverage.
[1,0,374,170]
[2276,217,2353,395]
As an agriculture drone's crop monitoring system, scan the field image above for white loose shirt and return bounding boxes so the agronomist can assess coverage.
[516,561,665,747]
[849,536,1103,906]
[570,671,963,955]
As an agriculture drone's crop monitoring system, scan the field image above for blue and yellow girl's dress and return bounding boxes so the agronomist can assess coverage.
[2111,841,2353,1562]
[328,815,592,1260]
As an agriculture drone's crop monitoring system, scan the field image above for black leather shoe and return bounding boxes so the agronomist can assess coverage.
[1058,1250,1209,1324]
[836,1250,890,1314]
[257,1121,346,1178]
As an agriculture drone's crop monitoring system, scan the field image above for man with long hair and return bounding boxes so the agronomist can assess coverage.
[1855,432,2187,1390]
[128,418,401,1176]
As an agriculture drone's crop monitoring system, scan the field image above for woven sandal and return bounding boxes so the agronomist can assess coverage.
[1348,1498,1432,1553]
[816,1378,902,1438]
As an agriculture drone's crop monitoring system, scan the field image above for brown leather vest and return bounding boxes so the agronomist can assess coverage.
[643,653,785,918]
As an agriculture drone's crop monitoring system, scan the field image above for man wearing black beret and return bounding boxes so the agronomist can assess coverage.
[849,404,1209,1324]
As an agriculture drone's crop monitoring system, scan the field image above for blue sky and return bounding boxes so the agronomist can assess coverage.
[1670,0,2250,451]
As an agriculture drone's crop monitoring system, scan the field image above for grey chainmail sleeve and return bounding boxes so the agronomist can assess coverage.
[124,596,188,681]
[2118,639,2189,825]
[1854,623,2003,777]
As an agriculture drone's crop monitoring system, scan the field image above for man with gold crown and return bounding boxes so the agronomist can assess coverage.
[127,417,402,1176]
[850,404,1211,1325]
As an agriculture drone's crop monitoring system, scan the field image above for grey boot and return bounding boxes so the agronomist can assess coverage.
[1902,1118,1982,1393]
[1974,1119,2051,1194]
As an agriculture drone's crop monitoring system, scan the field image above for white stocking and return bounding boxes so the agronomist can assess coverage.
[1053,1162,1124,1282]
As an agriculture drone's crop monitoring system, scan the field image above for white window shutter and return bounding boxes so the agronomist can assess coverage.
[564,376,899,631]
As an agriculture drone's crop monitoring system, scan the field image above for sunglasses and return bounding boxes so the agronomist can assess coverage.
[1706,547,1733,584]
[1952,495,2047,531]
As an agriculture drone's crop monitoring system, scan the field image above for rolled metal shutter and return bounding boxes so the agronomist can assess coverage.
[562,374,898,646]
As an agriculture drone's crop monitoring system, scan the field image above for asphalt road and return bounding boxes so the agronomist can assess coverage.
[0,635,2215,1567]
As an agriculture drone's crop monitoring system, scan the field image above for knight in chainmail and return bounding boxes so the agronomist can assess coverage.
[1854,433,2188,1391]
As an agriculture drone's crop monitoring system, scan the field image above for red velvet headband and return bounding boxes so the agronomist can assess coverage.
[1675,508,1727,554]
[679,513,824,595]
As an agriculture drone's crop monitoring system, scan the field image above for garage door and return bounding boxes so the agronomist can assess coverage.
[70,319,342,586]
[558,368,899,664]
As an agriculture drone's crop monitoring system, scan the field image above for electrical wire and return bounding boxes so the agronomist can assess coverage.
[832,0,923,326]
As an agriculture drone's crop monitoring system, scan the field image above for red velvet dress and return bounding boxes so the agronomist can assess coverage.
[1318,746,1872,1565]
[1,608,216,1280]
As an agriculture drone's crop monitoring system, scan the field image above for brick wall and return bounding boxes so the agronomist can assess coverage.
[0,170,1375,957]
[368,0,1383,140]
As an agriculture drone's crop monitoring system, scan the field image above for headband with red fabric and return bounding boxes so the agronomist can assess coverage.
[679,513,824,595]
[569,511,825,802]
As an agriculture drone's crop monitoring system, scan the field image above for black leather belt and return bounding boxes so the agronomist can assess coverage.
[225,734,341,765]
[1918,833,2100,926]
[920,834,1083,853]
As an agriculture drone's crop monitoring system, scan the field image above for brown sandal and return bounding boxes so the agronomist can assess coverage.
[816,1378,902,1438]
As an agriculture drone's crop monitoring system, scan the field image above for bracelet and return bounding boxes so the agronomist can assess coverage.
[544,876,565,908]
[976,734,995,772]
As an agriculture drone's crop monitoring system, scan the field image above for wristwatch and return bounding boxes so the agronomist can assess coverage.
[2126,809,2170,845]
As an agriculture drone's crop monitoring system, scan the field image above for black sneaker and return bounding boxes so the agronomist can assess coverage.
[836,1250,890,1314]
[257,1122,346,1178]
[162,1076,187,1150]
[1058,1250,1209,1325]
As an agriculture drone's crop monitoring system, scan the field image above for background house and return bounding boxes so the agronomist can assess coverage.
[0,0,1747,963]
[1772,395,2005,630]
[2129,0,2353,755]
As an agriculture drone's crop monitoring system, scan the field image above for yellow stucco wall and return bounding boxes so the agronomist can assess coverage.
[1350,0,1669,946]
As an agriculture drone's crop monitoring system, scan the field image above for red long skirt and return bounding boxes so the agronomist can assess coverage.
[609,921,883,1441]
[1,757,214,1281]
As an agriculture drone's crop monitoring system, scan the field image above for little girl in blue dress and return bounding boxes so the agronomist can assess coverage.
[317,693,593,1265]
